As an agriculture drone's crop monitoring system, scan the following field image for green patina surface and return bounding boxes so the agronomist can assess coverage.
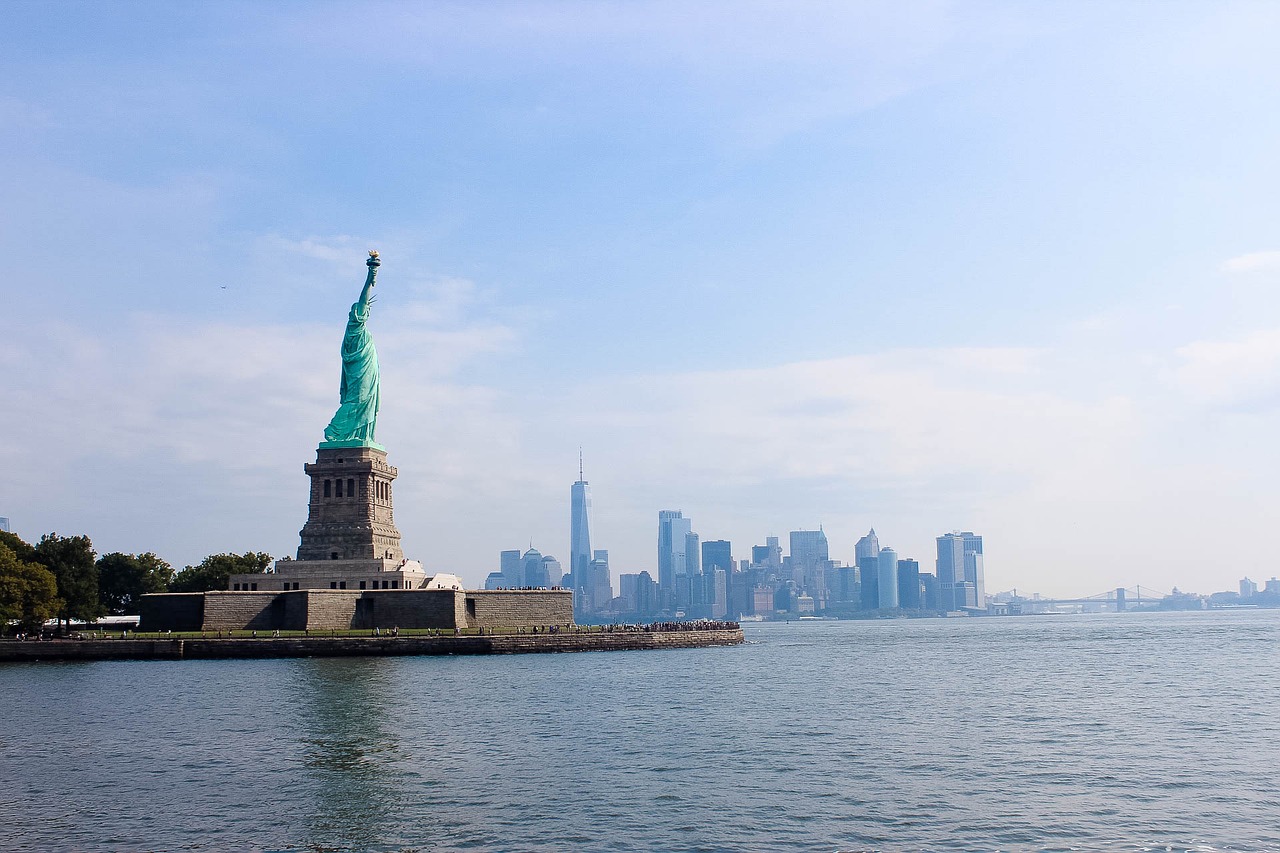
[318,438,387,450]
[323,254,382,445]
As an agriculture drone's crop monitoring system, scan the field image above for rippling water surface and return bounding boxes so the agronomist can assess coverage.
[2,611,1279,852]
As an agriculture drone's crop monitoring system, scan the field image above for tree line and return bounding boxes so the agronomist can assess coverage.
[0,530,271,634]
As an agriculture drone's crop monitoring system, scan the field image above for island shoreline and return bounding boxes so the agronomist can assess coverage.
[0,628,745,663]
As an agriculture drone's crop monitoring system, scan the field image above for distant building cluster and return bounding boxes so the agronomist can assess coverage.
[482,468,989,621]
[609,521,985,621]
[482,463,613,620]
[1157,576,1280,610]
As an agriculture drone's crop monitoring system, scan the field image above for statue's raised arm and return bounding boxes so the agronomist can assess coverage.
[322,251,383,448]
[357,250,380,308]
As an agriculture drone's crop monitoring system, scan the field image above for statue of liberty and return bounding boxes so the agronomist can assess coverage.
[322,251,383,447]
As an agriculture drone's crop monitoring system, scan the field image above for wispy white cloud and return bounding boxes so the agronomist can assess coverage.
[1167,327,1280,409]
[288,1,965,149]
[1221,250,1280,274]
[261,235,368,265]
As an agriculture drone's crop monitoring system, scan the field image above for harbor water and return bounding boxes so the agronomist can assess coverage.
[2,611,1278,852]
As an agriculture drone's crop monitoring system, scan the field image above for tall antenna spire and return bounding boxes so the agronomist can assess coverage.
[579,447,583,481]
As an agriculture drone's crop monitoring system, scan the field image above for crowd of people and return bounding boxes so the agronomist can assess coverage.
[640,620,740,632]
[486,586,567,591]
[518,620,741,634]
[7,619,741,641]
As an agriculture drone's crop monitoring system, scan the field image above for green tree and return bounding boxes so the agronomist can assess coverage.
[33,533,103,631]
[97,552,174,615]
[170,551,273,593]
[0,530,36,563]
[0,543,61,634]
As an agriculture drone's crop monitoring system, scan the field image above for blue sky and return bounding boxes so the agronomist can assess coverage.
[3,1,1279,596]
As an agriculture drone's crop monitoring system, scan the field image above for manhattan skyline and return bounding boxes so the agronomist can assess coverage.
[3,3,1280,597]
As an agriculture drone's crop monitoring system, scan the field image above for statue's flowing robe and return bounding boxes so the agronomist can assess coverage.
[324,298,379,443]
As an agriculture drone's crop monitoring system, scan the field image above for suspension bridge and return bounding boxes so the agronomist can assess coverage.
[994,586,1169,613]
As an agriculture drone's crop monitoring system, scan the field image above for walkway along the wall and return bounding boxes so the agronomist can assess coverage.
[0,629,744,663]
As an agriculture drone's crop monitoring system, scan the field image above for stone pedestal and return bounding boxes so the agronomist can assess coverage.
[298,445,402,562]
[228,444,434,592]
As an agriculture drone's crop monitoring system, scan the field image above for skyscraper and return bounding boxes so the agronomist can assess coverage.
[710,568,728,618]
[500,549,522,587]
[702,540,733,575]
[488,548,523,589]
[897,558,921,610]
[542,554,562,589]
[877,547,899,609]
[936,532,961,609]
[685,532,701,577]
[522,547,547,587]
[789,529,829,599]
[751,536,782,571]
[699,539,732,619]
[920,572,939,610]
[0,517,10,533]
[657,510,691,606]
[961,532,985,609]
[831,565,858,604]
[964,550,984,610]
[856,528,880,610]
[855,528,880,563]
[638,571,659,615]
[619,572,640,612]
[859,560,879,610]
[681,531,701,612]
[936,533,964,585]
[570,458,592,608]
[937,531,985,611]
[588,549,612,611]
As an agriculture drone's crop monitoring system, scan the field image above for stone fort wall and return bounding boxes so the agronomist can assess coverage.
[0,629,745,662]
[466,590,569,628]
[139,593,204,631]
[356,589,465,629]
[139,588,573,632]
[202,592,286,631]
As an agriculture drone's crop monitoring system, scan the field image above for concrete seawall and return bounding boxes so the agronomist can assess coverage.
[0,629,744,663]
